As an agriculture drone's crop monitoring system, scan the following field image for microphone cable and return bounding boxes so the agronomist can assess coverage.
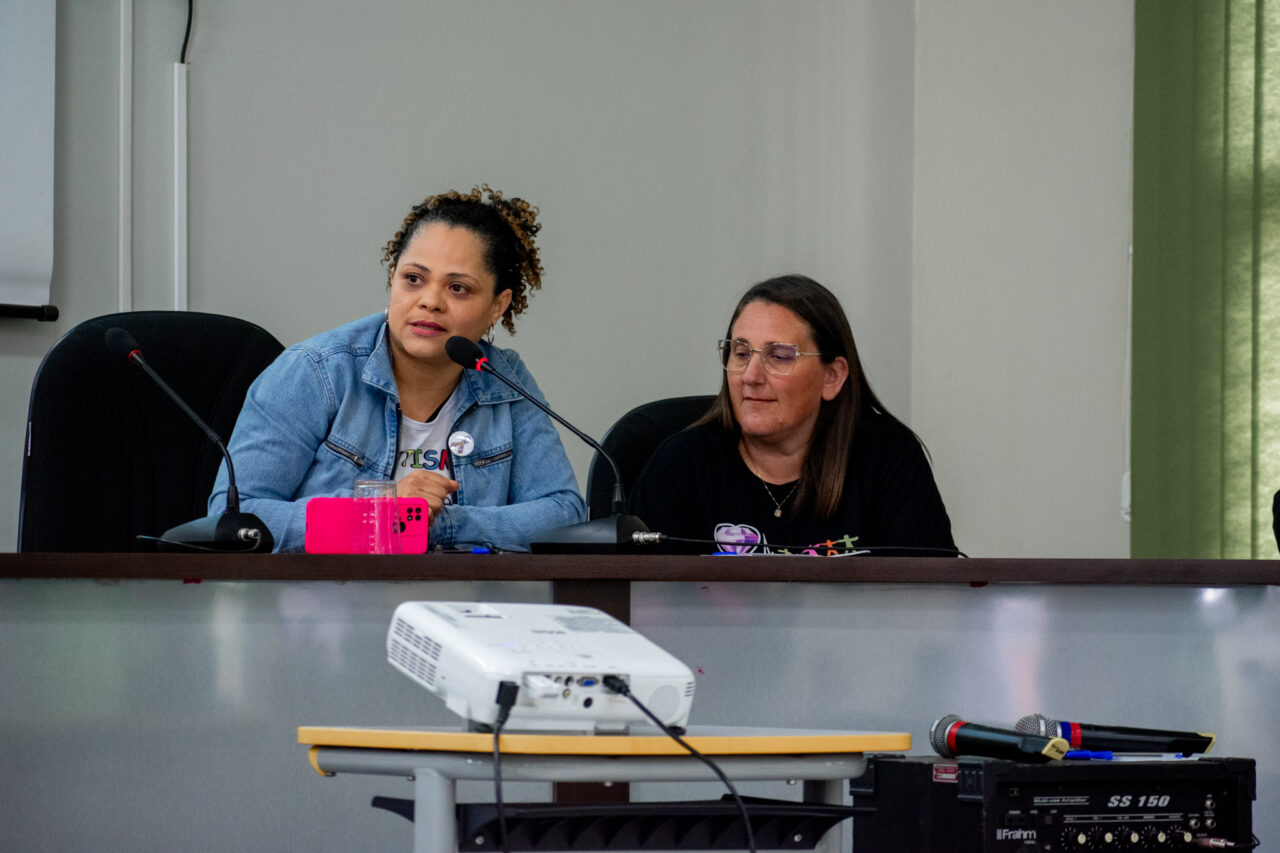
[632,532,967,558]
[601,675,756,853]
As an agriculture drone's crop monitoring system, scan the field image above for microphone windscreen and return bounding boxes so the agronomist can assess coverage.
[445,335,484,369]
[105,327,142,361]
[1015,713,1052,736]
[928,714,962,756]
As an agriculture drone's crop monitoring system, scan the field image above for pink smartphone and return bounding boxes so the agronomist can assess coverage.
[304,496,430,554]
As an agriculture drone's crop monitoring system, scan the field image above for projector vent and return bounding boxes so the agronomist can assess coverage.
[389,637,438,687]
[393,617,443,659]
[389,617,442,687]
[684,680,695,697]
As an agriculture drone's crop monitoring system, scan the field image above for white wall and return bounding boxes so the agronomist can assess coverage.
[2,1,1132,558]
[912,0,1133,557]
[3,1,124,539]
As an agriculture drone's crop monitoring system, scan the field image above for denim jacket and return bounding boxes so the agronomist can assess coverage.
[209,312,586,552]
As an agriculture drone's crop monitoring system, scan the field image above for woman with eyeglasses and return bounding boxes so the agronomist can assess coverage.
[630,274,955,556]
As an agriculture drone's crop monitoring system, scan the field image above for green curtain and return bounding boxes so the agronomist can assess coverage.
[1132,0,1280,558]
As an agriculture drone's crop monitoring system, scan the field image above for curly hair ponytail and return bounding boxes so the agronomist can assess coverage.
[382,184,544,334]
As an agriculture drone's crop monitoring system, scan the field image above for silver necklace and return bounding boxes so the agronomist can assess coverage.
[760,478,799,518]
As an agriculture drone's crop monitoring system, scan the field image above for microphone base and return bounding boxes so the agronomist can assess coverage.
[156,512,275,553]
[529,514,649,555]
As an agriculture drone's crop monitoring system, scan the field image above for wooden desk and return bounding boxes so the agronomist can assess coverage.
[4,554,1279,851]
[298,726,911,853]
[8,551,1279,628]
[7,552,1280,585]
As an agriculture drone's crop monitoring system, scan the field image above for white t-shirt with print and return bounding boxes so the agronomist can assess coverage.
[395,386,463,503]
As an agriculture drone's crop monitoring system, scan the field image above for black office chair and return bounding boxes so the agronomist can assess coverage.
[18,311,284,552]
[585,395,715,520]
[1273,489,1279,554]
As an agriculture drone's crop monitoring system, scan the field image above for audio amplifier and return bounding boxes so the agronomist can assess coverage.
[850,754,1254,851]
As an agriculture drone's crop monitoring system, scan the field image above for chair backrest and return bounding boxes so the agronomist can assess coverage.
[1274,490,1280,554]
[18,311,284,552]
[586,395,716,520]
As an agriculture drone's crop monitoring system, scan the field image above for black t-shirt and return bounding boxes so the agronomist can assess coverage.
[629,415,956,555]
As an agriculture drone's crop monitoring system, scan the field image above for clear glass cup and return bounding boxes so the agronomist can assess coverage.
[351,480,402,554]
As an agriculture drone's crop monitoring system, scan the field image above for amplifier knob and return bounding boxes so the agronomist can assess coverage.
[1099,826,1132,846]
[1113,826,1142,847]
[1061,827,1096,848]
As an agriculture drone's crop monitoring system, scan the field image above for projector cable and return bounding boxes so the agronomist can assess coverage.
[492,680,519,853]
[601,675,757,853]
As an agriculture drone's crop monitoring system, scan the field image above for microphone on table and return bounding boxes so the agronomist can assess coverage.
[1015,713,1216,755]
[930,714,1068,763]
[105,327,274,552]
[444,336,649,553]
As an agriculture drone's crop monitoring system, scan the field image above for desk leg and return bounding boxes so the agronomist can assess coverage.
[804,778,844,853]
[414,768,456,853]
[550,578,631,805]
[550,578,630,624]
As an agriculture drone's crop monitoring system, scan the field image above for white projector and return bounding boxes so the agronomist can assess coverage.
[387,601,696,732]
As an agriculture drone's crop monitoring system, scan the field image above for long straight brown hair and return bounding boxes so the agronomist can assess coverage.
[697,275,899,519]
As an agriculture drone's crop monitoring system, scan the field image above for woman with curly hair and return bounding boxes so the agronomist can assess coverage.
[209,186,585,551]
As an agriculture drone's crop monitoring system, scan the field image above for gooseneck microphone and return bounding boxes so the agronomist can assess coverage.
[930,714,1068,763]
[106,327,273,552]
[1015,713,1217,756]
[445,336,626,513]
[444,336,649,552]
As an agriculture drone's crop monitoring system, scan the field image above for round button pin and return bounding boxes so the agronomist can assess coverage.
[448,431,475,457]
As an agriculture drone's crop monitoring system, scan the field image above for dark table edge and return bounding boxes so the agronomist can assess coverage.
[3,553,1279,586]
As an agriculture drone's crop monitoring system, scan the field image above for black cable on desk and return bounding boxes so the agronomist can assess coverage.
[601,675,757,853]
[634,532,968,557]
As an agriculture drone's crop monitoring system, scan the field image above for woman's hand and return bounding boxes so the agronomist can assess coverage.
[396,470,459,518]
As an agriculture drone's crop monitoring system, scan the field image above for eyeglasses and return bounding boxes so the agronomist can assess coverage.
[717,339,821,376]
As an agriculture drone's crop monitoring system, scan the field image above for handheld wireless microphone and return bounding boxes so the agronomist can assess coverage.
[1015,713,1216,755]
[106,327,273,552]
[930,714,1068,762]
[444,336,648,552]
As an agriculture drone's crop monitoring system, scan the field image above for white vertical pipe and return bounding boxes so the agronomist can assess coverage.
[173,62,188,311]
[1120,28,1135,526]
[117,0,132,312]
